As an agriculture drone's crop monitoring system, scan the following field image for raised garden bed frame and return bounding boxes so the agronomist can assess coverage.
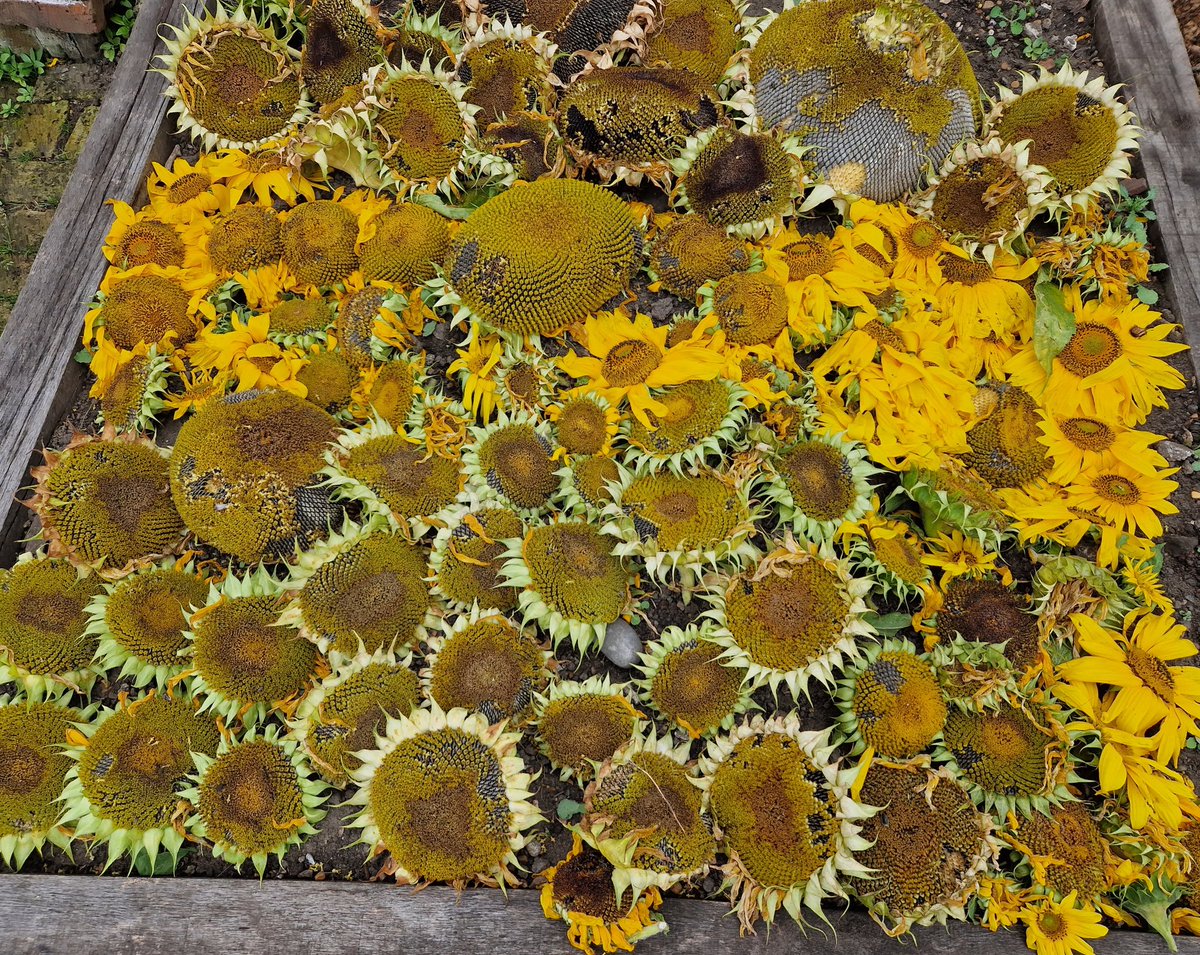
[1,0,1199,950]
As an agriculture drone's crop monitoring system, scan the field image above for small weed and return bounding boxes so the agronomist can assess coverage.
[986,2,1058,63]
[99,0,139,63]
[0,48,52,120]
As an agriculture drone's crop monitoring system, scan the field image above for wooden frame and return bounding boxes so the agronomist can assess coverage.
[0,0,1198,950]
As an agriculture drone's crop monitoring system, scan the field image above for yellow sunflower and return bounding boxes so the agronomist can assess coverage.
[449,335,503,422]
[934,248,1037,354]
[1063,461,1178,541]
[219,145,323,207]
[1059,610,1200,764]
[162,367,232,418]
[188,312,307,397]
[854,201,958,287]
[558,311,727,427]
[1037,412,1166,485]
[922,531,1004,585]
[1020,891,1107,955]
[1005,288,1186,425]
[145,154,242,223]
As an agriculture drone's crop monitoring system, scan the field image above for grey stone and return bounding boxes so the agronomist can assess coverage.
[1157,440,1195,464]
[600,619,642,668]
[1023,22,1041,39]
[1063,34,1078,52]
[1164,535,1199,559]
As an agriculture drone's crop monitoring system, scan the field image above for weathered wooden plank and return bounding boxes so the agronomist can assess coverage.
[1094,0,1200,380]
[0,0,202,563]
[8,874,1185,955]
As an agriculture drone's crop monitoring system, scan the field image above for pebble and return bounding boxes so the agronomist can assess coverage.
[1024,22,1041,39]
[531,856,550,875]
[1063,34,1078,51]
[1183,429,1195,447]
[1157,439,1195,463]
[1165,535,1199,559]
[601,620,643,667]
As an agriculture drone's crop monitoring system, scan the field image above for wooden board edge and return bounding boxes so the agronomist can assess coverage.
[1093,0,1200,381]
[0,0,205,562]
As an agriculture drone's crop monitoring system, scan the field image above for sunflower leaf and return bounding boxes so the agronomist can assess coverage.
[556,799,586,822]
[1033,277,1075,376]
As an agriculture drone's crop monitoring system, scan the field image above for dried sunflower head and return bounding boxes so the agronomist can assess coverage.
[423,607,552,726]
[697,715,873,931]
[279,515,435,663]
[761,433,877,542]
[850,760,997,935]
[297,348,357,417]
[322,416,463,533]
[345,704,542,886]
[168,389,341,563]
[29,429,184,576]
[59,691,221,873]
[301,0,386,104]
[581,729,716,903]
[457,21,555,126]
[704,537,873,697]
[85,557,209,691]
[359,202,452,285]
[532,675,644,781]
[428,499,525,613]
[289,645,420,787]
[183,724,328,877]
[556,453,622,519]
[985,63,1140,208]
[438,178,641,338]
[959,384,1050,490]
[463,409,561,515]
[834,638,947,759]
[0,555,105,702]
[0,696,89,870]
[159,5,310,150]
[621,378,748,475]
[638,0,741,86]
[280,199,362,288]
[92,343,171,435]
[500,519,631,653]
[649,213,751,301]
[635,623,753,738]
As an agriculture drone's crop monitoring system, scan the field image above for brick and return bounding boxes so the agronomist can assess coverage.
[1,99,69,159]
[0,159,71,207]
[62,102,97,160]
[7,207,54,251]
[0,0,106,35]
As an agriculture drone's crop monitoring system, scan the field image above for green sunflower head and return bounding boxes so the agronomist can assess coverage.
[532,675,644,782]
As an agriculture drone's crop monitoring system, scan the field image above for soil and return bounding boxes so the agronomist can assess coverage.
[11,0,1200,911]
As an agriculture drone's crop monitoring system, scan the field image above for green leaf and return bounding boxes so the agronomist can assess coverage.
[1033,277,1075,376]
[1135,285,1159,305]
[865,611,912,635]
[556,799,586,822]
[74,348,93,365]
[1118,880,1182,952]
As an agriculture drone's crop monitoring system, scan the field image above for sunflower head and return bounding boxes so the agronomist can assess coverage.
[457,26,553,126]
[702,270,789,347]
[558,454,622,517]
[934,696,1075,816]
[764,434,876,541]
[0,698,85,869]
[360,202,452,285]
[559,66,720,180]
[900,463,1011,545]
[161,7,309,149]
[541,831,667,951]
[0,556,104,701]
[186,726,327,877]
[301,0,386,104]
[851,761,996,934]
[281,199,361,287]
[636,624,752,738]
[186,569,320,726]
[582,730,715,901]
[30,430,184,573]
[443,178,641,337]
[208,204,282,275]
[697,715,871,931]
[282,518,433,661]
[638,0,740,86]
[746,0,978,201]
[95,345,171,435]
[169,389,341,563]
[297,349,357,416]
[705,540,873,697]
[987,64,1139,204]
[938,576,1040,671]
[370,65,470,188]
[424,609,551,726]
[835,639,948,759]
[961,384,1049,489]
[533,676,644,781]
[502,519,630,652]
[464,411,560,514]
[428,501,524,612]
[623,378,746,474]
[650,213,750,300]
[60,693,221,872]
[290,647,420,786]
[675,128,802,236]
[352,358,423,428]
[269,298,335,348]
[94,268,200,350]
[1009,803,1112,904]
[345,706,542,887]
[86,559,209,690]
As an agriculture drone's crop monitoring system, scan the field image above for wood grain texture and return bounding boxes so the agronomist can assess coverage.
[0,0,202,563]
[3,876,1198,954]
[1095,0,1200,380]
